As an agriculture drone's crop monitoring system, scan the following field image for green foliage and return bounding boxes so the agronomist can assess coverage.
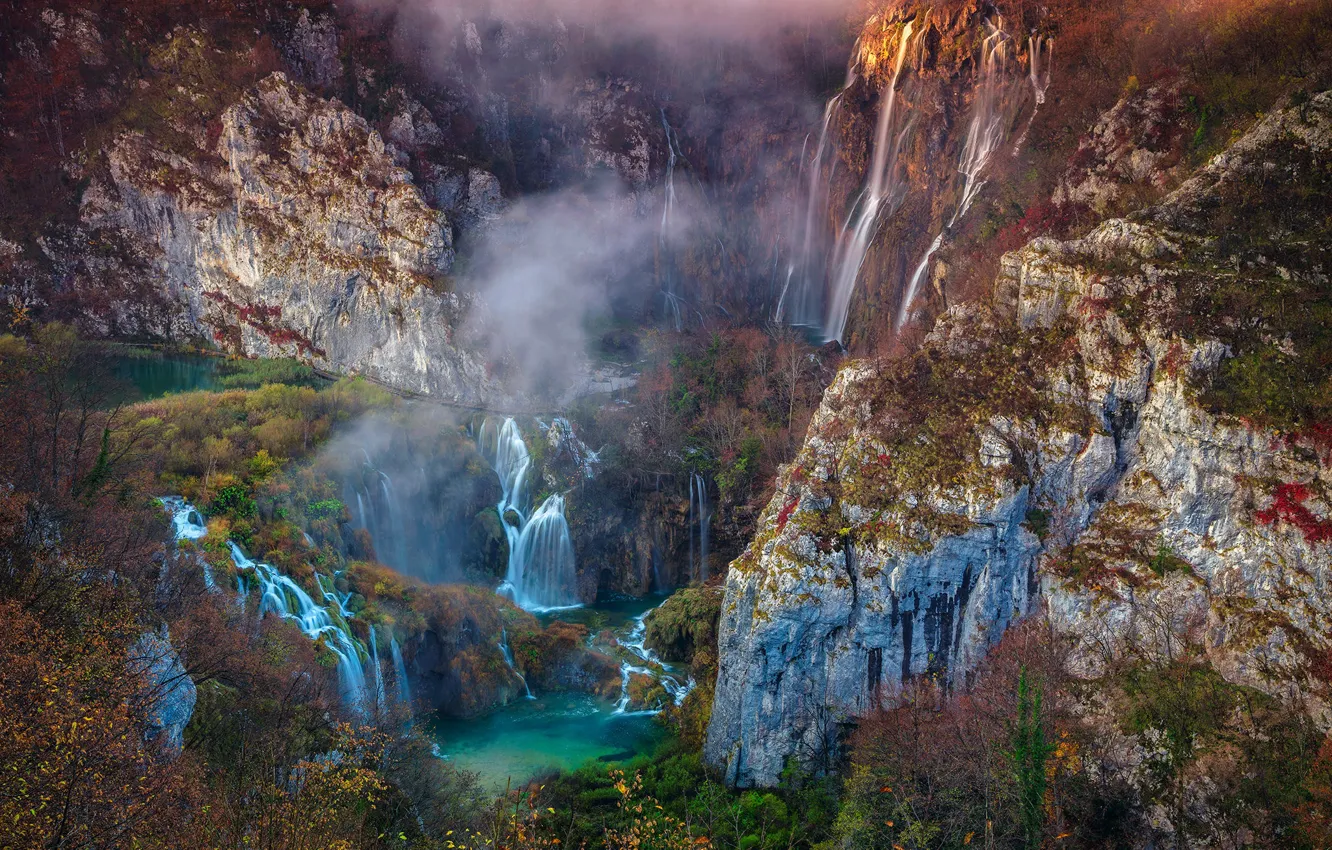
[307,498,346,521]
[1008,668,1055,849]
[219,357,323,389]
[210,483,256,520]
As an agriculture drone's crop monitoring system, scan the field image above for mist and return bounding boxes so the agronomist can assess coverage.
[458,179,679,400]
[314,406,500,584]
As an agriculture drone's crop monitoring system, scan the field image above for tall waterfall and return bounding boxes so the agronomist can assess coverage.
[896,19,1022,332]
[689,473,711,583]
[229,541,368,711]
[390,635,413,711]
[368,624,387,716]
[824,19,917,344]
[1013,33,1054,155]
[659,109,686,332]
[479,418,580,611]
[776,71,856,327]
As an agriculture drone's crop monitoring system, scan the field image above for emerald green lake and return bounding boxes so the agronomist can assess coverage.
[429,596,673,791]
[111,351,225,401]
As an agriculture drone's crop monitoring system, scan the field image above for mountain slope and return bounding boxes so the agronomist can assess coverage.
[706,89,1332,787]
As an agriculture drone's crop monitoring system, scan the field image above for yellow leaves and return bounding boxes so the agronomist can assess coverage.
[964,832,975,845]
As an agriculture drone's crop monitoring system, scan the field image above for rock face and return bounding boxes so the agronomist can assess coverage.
[129,629,196,759]
[83,72,500,404]
[706,92,1332,786]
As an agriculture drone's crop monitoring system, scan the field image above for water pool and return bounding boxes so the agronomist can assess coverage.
[428,596,676,791]
[428,691,666,791]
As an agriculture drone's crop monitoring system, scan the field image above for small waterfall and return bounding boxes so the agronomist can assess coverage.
[824,19,918,344]
[613,605,696,715]
[368,624,387,716]
[776,71,856,327]
[390,635,413,711]
[229,541,368,712]
[478,418,581,612]
[550,417,600,479]
[689,473,711,583]
[509,495,579,611]
[498,627,533,699]
[162,497,215,590]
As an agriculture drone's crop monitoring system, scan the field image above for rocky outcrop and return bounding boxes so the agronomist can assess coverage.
[707,92,1332,786]
[83,72,500,404]
[129,628,196,759]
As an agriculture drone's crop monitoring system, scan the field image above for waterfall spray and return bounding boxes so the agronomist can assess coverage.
[824,19,917,344]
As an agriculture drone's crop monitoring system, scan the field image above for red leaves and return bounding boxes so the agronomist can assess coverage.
[776,495,799,532]
[1256,482,1332,544]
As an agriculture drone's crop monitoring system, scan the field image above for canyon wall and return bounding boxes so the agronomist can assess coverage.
[707,91,1332,786]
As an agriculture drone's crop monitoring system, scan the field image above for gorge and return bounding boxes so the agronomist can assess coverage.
[3,0,1332,848]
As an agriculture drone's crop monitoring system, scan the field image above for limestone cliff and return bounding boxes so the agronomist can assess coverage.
[707,92,1332,786]
[82,72,500,404]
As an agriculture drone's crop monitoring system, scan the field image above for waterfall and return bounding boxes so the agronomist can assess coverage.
[613,605,696,715]
[479,417,531,518]
[509,495,579,611]
[478,418,580,611]
[689,473,711,583]
[950,21,1014,228]
[498,627,533,699]
[162,496,216,591]
[1013,33,1054,155]
[228,541,368,712]
[390,635,413,711]
[776,71,856,327]
[659,109,685,332]
[896,233,944,332]
[896,19,1018,332]
[824,19,918,344]
[368,624,387,716]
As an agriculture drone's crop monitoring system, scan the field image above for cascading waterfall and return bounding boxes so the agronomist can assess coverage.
[390,635,413,711]
[498,627,533,699]
[228,541,368,711]
[478,418,580,611]
[161,496,215,590]
[824,19,918,344]
[614,605,695,715]
[509,495,579,611]
[369,624,387,716]
[776,71,856,327]
[689,473,711,583]
[896,19,1020,332]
